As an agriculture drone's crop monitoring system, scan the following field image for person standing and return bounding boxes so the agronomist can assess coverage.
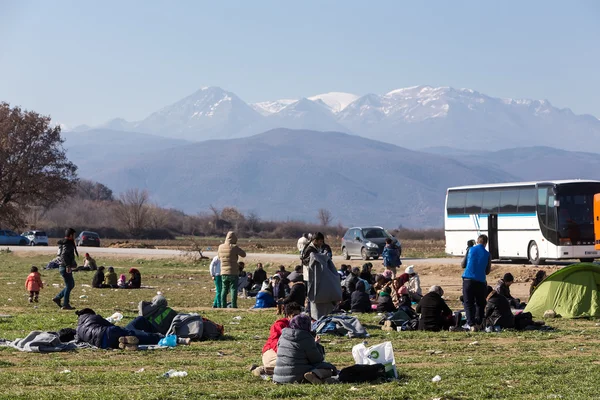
[461,234,491,332]
[53,228,77,310]
[218,231,246,308]
[297,233,309,253]
[382,238,401,277]
[25,266,44,303]
[209,255,222,308]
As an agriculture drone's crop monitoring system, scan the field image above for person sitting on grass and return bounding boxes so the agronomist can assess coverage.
[253,281,277,309]
[273,314,337,384]
[92,266,108,288]
[75,308,188,350]
[104,267,118,288]
[338,264,350,281]
[377,285,396,313]
[360,263,375,285]
[484,285,514,330]
[280,271,306,309]
[350,281,372,313]
[494,273,524,309]
[253,263,268,287]
[83,253,97,270]
[530,270,546,296]
[127,268,142,289]
[405,265,423,303]
[345,267,360,295]
[118,274,127,289]
[391,273,410,308]
[416,286,454,332]
[252,302,302,377]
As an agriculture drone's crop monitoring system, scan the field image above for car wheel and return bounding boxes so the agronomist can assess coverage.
[528,241,544,265]
[580,258,595,263]
[373,256,379,260]
[19,239,27,246]
[29,241,35,246]
[342,247,350,260]
[361,247,368,260]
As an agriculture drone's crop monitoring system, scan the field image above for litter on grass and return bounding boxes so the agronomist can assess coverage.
[135,368,145,374]
[432,375,442,383]
[233,316,242,321]
[60,370,71,374]
[469,341,479,346]
[163,369,187,378]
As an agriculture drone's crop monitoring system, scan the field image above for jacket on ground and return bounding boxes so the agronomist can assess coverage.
[273,328,333,384]
[350,281,372,313]
[25,272,43,292]
[76,313,113,348]
[217,232,246,276]
[416,292,452,331]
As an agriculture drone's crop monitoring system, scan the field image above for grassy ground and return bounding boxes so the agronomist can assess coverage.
[1,252,599,400]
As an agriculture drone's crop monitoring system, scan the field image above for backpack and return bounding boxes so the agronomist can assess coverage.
[338,364,387,383]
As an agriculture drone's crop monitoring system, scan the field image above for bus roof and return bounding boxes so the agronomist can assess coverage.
[448,179,600,191]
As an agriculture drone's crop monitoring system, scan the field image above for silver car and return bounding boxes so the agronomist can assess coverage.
[22,230,49,246]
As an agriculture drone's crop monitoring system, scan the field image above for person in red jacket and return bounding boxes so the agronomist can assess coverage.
[25,266,44,303]
[251,302,302,377]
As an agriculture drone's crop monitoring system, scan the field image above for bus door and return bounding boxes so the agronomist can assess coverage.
[488,213,499,260]
[594,194,600,251]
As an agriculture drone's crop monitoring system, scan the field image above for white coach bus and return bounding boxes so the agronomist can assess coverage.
[445,180,600,265]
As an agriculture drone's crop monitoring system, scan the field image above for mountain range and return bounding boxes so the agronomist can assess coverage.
[70,85,600,152]
[62,128,600,227]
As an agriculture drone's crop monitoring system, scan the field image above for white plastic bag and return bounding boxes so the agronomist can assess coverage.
[352,341,398,379]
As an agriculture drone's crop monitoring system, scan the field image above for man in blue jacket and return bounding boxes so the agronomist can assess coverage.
[461,234,491,332]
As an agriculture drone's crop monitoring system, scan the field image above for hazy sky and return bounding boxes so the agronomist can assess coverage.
[1,0,599,126]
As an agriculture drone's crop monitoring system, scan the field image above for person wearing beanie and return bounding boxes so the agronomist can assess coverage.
[494,272,523,309]
[405,265,422,303]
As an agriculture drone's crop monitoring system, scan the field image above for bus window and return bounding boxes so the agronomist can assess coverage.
[465,191,483,214]
[447,191,466,215]
[547,194,557,229]
[538,188,548,224]
[500,190,519,213]
[482,190,500,214]
[517,188,536,213]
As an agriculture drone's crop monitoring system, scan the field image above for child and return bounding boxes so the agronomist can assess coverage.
[25,266,44,303]
[377,285,396,313]
[118,274,127,289]
[105,267,118,288]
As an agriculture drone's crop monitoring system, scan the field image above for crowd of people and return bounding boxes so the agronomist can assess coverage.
[22,228,551,385]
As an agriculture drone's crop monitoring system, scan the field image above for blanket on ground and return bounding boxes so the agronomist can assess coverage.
[0,331,96,353]
[313,314,368,338]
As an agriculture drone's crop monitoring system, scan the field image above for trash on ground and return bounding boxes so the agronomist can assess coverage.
[106,312,124,324]
[432,375,442,383]
[135,368,145,373]
[163,369,187,378]
[60,370,71,374]
[79,295,88,299]
[81,284,91,287]
[233,316,242,320]
[469,341,479,346]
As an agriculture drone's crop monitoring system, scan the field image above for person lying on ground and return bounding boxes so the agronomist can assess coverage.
[530,270,546,297]
[484,285,514,329]
[273,314,337,384]
[92,266,108,288]
[416,286,454,332]
[376,285,396,313]
[83,253,97,270]
[494,273,524,309]
[280,271,306,308]
[253,282,277,309]
[405,265,422,303]
[75,308,180,350]
[127,268,142,289]
[350,281,372,313]
[252,302,302,377]
[126,294,178,334]
[104,267,118,288]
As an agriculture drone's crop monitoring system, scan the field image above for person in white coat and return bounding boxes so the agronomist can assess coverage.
[405,265,422,303]
[297,234,310,253]
[210,255,222,308]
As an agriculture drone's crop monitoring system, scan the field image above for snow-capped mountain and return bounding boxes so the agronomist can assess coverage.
[81,85,600,152]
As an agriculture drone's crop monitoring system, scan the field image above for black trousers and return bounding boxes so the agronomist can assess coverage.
[462,279,487,326]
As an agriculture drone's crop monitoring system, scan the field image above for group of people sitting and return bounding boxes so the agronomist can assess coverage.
[251,265,307,311]
[91,266,142,289]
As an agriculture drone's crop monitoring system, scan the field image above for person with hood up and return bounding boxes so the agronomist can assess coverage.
[253,281,276,309]
[273,314,337,384]
[416,286,453,332]
[350,280,372,313]
[127,268,142,288]
[297,233,310,253]
[405,265,422,302]
[75,308,177,350]
[126,294,178,334]
[209,255,222,308]
[53,228,77,310]
[530,270,546,296]
[218,231,247,308]
[117,274,127,289]
[83,253,97,270]
[104,267,118,288]
[92,266,107,288]
[252,302,302,376]
[382,237,402,277]
[253,263,268,287]
[302,232,343,319]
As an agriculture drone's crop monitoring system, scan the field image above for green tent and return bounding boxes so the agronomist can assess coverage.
[525,263,600,319]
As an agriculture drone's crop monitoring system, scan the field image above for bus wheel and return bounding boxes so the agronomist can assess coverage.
[580,258,595,263]
[528,241,543,265]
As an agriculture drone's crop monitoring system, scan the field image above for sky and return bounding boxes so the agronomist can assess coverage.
[1,0,599,126]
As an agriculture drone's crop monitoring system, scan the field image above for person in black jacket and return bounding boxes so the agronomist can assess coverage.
[485,286,514,329]
[376,286,396,313]
[92,266,108,288]
[360,263,374,285]
[494,273,523,309]
[350,281,372,313]
[127,268,142,289]
[253,263,268,286]
[75,308,164,349]
[53,228,78,310]
[281,271,306,307]
[345,267,360,295]
[416,286,453,331]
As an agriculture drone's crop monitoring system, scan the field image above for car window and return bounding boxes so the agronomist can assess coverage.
[363,229,386,239]
[35,232,47,237]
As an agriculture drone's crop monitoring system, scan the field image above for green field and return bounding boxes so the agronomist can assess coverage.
[1,252,599,400]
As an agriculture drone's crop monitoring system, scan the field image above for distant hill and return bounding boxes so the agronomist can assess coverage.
[83,129,515,227]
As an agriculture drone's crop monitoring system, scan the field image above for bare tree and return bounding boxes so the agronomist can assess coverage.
[147,204,170,230]
[113,189,150,237]
[0,103,77,227]
[317,208,333,226]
